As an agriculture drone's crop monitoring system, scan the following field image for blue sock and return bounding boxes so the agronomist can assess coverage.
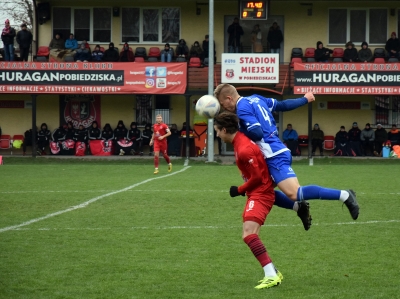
[274,190,295,210]
[297,185,341,200]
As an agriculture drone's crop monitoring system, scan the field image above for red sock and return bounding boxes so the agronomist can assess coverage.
[154,156,159,168]
[243,234,271,267]
[163,152,170,164]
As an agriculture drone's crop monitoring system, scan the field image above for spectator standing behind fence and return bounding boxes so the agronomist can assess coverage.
[388,124,400,147]
[91,45,104,61]
[358,42,373,62]
[161,43,174,62]
[227,17,244,53]
[385,32,400,59]
[373,124,388,156]
[315,41,332,62]
[16,23,32,62]
[282,124,298,156]
[251,24,263,53]
[343,41,358,62]
[360,123,374,156]
[65,33,78,50]
[348,122,362,156]
[1,19,16,61]
[103,42,119,62]
[311,123,324,156]
[119,43,135,62]
[49,33,65,50]
[267,22,283,54]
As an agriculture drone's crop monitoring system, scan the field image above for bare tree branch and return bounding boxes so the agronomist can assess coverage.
[2,0,34,30]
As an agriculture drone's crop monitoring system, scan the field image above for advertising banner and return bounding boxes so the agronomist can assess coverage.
[0,61,187,94]
[221,53,279,83]
[294,62,400,95]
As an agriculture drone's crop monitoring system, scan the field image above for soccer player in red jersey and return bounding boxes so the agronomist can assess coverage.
[149,114,172,174]
[214,111,282,290]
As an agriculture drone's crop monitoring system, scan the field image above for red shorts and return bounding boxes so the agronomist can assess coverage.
[242,195,274,226]
[154,141,167,153]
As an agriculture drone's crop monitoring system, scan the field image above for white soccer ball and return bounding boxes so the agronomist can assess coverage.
[195,95,221,119]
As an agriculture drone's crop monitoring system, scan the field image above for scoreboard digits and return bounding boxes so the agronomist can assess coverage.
[240,1,268,20]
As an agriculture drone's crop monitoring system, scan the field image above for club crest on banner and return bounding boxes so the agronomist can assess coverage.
[61,95,101,128]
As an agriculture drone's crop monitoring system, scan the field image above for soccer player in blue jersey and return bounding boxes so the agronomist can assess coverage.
[214,84,359,223]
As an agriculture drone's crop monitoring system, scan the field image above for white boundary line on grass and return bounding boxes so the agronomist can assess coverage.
[9,219,400,231]
[0,166,191,233]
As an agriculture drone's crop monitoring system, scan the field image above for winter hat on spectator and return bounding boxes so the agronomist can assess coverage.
[340,126,345,129]
[5,19,10,24]
[345,41,354,48]
[205,34,209,39]
[391,32,396,37]
[366,123,370,127]
[165,43,170,48]
[353,122,358,126]
[361,41,368,47]
[376,123,382,127]
[314,123,319,128]
[109,42,114,49]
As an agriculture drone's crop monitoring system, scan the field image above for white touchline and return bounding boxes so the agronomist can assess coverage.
[0,166,191,233]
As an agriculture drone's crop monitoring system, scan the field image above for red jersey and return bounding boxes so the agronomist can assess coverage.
[232,132,274,197]
[153,122,169,143]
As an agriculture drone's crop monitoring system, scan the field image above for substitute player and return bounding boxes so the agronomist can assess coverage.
[214,84,359,223]
[149,114,172,174]
[214,111,282,290]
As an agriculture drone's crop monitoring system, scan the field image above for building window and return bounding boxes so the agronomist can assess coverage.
[329,8,387,45]
[121,7,180,44]
[155,95,170,125]
[136,95,153,126]
[374,96,400,126]
[52,7,112,43]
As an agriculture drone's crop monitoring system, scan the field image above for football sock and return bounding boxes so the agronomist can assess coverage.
[263,262,278,278]
[154,156,159,168]
[339,190,350,202]
[163,153,171,164]
[274,190,295,210]
[243,234,271,268]
[297,185,341,201]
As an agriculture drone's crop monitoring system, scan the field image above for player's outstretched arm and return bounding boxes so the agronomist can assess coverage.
[274,92,315,112]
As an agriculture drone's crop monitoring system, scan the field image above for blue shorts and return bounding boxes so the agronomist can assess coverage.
[266,151,297,184]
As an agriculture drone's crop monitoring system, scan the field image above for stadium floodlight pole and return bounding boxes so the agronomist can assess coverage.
[207,0,215,162]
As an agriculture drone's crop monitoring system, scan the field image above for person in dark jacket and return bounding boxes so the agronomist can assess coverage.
[88,121,102,140]
[267,22,283,54]
[373,124,388,156]
[360,123,375,156]
[65,122,75,140]
[22,128,33,156]
[37,123,51,155]
[103,42,119,62]
[74,43,91,62]
[127,122,142,155]
[348,122,362,156]
[49,33,65,50]
[141,123,153,155]
[52,124,67,142]
[388,124,400,147]
[358,42,373,62]
[311,123,324,156]
[119,42,135,62]
[161,43,174,62]
[227,17,244,53]
[202,34,216,63]
[385,32,400,59]
[101,123,114,150]
[315,41,333,62]
[114,120,128,155]
[334,126,349,156]
[189,41,204,60]
[343,41,358,62]
[74,125,88,143]
[1,19,16,61]
[16,24,32,61]
[91,45,104,62]
[175,39,189,58]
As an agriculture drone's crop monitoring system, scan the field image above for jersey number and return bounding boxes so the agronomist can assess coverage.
[257,104,272,126]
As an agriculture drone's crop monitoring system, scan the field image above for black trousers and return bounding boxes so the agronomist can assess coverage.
[311,139,323,154]
[20,46,30,61]
[22,139,32,152]
[362,140,374,156]
[37,139,49,151]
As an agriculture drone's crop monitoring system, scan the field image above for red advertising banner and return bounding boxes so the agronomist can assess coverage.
[294,62,400,95]
[0,61,187,94]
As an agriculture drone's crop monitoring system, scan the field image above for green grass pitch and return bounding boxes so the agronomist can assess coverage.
[0,157,399,299]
